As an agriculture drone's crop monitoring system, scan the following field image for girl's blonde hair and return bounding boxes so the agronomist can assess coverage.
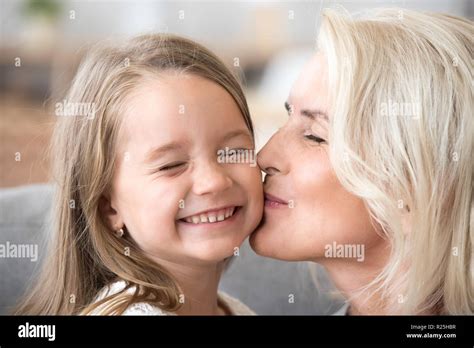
[14,34,254,315]
[318,8,473,314]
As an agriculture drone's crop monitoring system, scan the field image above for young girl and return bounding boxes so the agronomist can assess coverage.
[14,34,263,315]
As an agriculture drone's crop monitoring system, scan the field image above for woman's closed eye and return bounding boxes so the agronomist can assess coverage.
[303,131,326,144]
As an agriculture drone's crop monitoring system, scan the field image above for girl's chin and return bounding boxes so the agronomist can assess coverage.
[187,237,248,262]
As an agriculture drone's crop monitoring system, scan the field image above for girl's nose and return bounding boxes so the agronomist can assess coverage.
[192,160,233,196]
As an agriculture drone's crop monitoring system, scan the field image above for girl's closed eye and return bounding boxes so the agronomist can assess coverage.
[148,160,188,176]
[159,161,187,171]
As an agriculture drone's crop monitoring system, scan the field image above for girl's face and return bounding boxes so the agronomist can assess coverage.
[102,73,263,265]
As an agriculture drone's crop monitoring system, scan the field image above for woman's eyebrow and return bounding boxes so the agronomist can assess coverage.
[301,109,328,121]
[285,101,328,121]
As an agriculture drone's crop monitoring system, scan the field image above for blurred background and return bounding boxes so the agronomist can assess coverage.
[0,0,472,187]
[0,0,472,314]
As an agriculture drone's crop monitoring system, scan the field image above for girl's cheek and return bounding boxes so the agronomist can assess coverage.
[233,165,262,191]
[252,166,264,191]
[132,205,178,251]
[246,166,264,207]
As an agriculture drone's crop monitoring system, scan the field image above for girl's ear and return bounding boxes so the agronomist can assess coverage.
[98,195,123,232]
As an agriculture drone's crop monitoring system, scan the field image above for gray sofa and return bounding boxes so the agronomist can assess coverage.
[0,184,342,315]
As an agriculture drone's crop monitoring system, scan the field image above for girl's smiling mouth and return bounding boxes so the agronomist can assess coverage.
[178,206,242,225]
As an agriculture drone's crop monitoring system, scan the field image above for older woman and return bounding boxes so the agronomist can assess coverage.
[250,8,473,315]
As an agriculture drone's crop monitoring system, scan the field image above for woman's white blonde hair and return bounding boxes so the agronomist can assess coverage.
[318,8,473,314]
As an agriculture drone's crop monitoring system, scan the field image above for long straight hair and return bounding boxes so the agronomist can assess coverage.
[319,8,473,314]
[13,34,254,315]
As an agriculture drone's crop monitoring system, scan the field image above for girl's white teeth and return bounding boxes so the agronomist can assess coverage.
[184,207,236,224]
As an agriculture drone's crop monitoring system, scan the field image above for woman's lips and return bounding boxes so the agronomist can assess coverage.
[264,192,288,208]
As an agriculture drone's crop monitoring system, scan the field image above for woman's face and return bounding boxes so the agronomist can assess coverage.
[250,53,384,262]
[102,73,263,265]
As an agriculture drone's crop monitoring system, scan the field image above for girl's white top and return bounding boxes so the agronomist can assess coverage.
[91,280,255,315]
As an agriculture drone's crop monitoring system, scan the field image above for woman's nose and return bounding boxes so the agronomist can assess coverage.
[192,160,233,196]
[257,128,288,177]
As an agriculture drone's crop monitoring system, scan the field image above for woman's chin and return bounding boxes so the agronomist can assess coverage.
[249,222,291,260]
[250,218,325,261]
[249,221,272,256]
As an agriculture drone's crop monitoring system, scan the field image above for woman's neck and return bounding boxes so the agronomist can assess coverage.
[153,258,226,315]
[319,241,391,315]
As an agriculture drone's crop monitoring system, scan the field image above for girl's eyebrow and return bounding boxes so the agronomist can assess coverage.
[143,130,251,164]
[144,141,185,163]
[221,129,252,142]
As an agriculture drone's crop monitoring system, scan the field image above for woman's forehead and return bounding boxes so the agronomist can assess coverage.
[289,53,329,111]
